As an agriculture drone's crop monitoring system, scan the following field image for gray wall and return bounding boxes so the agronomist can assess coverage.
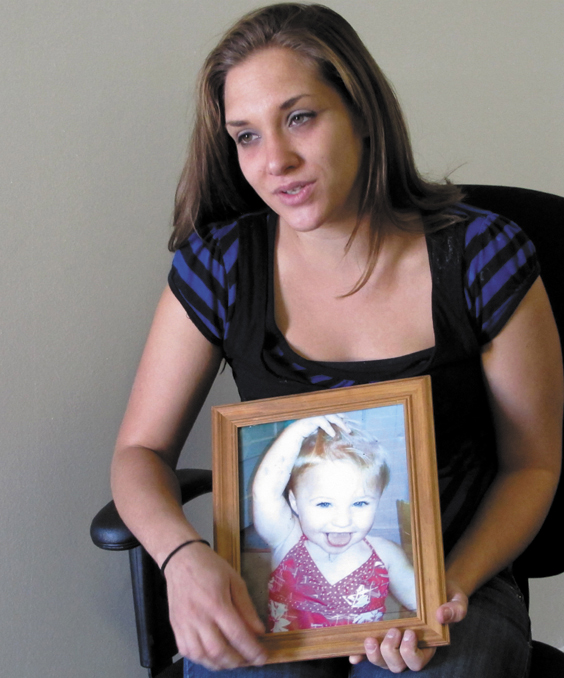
[1,1,562,675]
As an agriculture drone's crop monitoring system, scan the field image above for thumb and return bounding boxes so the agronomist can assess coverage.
[437,583,468,624]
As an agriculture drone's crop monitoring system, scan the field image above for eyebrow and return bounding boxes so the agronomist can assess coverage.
[225,94,310,128]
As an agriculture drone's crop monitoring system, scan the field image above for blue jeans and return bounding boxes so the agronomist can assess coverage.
[184,572,531,678]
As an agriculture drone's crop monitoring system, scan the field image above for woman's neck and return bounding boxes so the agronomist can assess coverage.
[273,210,434,362]
[276,214,374,289]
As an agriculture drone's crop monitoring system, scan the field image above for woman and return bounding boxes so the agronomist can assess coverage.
[111,4,562,676]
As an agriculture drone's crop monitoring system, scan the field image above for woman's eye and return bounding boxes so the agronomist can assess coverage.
[289,111,315,127]
[236,131,258,146]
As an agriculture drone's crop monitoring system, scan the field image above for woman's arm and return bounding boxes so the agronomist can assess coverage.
[354,277,563,672]
[444,276,562,595]
[112,287,221,560]
[111,287,267,670]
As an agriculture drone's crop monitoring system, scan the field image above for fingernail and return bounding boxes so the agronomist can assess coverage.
[386,629,396,639]
[365,639,377,652]
[442,608,453,623]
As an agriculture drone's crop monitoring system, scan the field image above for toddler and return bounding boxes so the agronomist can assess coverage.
[252,414,416,633]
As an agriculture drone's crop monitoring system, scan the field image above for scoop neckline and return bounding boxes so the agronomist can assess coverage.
[264,210,437,373]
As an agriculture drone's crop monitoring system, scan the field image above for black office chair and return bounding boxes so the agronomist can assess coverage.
[91,185,564,678]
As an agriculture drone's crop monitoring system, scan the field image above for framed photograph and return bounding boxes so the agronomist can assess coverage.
[212,375,449,663]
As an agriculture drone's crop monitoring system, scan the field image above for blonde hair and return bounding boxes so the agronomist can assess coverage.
[288,422,390,495]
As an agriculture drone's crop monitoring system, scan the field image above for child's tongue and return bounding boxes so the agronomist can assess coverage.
[327,532,351,547]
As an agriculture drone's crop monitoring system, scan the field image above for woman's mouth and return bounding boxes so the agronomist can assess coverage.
[275,181,315,206]
[326,532,352,547]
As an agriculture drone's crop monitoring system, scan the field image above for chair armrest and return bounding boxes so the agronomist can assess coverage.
[90,468,213,551]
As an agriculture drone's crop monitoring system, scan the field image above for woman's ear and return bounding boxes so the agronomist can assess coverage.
[288,490,299,516]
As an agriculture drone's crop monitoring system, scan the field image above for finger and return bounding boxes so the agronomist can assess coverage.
[174,628,208,669]
[168,604,214,668]
[316,416,338,437]
[399,629,436,672]
[363,636,390,669]
[230,575,267,637]
[380,628,408,673]
[218,584,267,666]
[325,413,351,433]
[196,621,250,670]
[437,589,468,624]
[293,416,335,439]
[348,654,366,665]
[217,614,267,667]
[173,609,247,672]
[437,601,467,624]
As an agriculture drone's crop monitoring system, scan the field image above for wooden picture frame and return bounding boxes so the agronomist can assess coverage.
[212,376,449,663]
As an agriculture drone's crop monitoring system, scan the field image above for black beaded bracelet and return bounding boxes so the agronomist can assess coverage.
[160,539,211,576]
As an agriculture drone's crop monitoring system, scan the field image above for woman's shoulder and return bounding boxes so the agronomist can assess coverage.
[426,202,535,273]
[177,209,270,251]
[171,207,267,282]
[168,209,271,346]
[439,202,529,243]
[170,209,270,285]
[452,202,540,344]
[450,202,532,248]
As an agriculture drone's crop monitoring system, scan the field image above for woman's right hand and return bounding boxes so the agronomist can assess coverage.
[111,290,266,669]
[164,542,268,670]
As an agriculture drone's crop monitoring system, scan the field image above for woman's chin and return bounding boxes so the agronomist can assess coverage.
[278,211,324,234]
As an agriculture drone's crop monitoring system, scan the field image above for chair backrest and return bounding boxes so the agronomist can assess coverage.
[462,184,564,580]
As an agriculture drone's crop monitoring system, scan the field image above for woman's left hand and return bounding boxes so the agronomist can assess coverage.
[349,581,468,673]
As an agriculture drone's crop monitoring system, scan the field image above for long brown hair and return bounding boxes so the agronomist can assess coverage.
[170,3,464,291]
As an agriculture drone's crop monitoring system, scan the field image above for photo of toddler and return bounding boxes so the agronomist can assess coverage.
[252,414,416,633]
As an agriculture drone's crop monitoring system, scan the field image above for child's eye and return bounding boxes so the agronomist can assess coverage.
[288,111,315,127]
[353,501,369,508]
[236,131,259,146]
[316,501,331,508]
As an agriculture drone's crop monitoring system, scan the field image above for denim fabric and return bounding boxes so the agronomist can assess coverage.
[184,657,350,678]
[351,571,531,678]
[184,572,531,678]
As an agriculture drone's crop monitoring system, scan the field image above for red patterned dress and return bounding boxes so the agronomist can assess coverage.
[268,535,389,632]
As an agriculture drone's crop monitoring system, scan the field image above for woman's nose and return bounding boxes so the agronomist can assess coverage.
[265,133,299,175]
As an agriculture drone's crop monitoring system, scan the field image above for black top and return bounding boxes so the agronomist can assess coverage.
[169,205,540,555]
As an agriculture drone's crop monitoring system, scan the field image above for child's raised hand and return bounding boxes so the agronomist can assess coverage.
[284,413,351,441]
[252,413,351,551]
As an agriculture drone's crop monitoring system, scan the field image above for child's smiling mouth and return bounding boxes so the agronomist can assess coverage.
[326,532,352,547]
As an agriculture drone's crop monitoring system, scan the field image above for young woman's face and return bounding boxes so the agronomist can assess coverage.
[289,460,380,555]
[224,47,365,236]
